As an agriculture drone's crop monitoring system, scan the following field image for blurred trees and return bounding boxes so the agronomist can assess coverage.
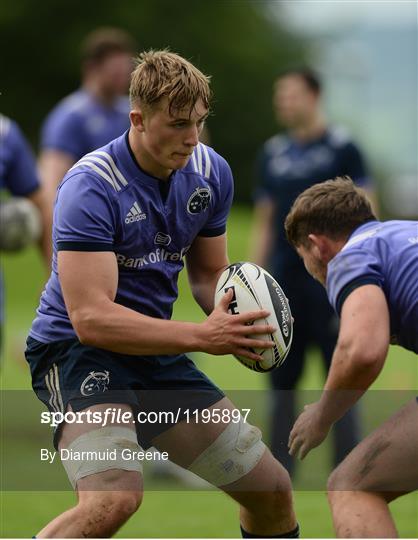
[1,0,307,201]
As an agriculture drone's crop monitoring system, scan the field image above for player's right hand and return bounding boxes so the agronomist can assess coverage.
[199,289,276,361]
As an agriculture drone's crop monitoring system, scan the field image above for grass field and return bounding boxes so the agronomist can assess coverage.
[1,204,417,538]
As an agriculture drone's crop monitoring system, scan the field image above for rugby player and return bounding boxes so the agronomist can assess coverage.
[285,177,417,537]
[25,50,298,538]
[39,27,136,213]
[250,67,375,475]
[0,115,51,350]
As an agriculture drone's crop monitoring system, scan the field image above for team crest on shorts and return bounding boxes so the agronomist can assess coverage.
[187,187,211,214]
[80,370,110,396]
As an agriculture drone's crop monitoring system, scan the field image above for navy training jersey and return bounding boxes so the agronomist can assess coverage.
[0,115,40,196]
[41,89,130,160]
[256,127,371,276]
[30,132,234,343]
[327,220,418,354]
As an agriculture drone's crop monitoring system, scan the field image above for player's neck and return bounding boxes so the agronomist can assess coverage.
[290,115,326,143]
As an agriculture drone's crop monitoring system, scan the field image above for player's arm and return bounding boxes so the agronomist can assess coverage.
[289,285,389,459]
[249,196,276,268]
[58,250,275,360]
[38,149,76,211]
[27,186,53,269]
[318,284,389,420]
[186,233,229,315]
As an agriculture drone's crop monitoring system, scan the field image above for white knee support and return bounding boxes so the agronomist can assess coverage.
[188,417,266,486]
[60,427,143,489]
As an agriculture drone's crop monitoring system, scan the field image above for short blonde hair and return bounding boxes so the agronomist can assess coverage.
[285,177,376,248]
[130,49,212,115]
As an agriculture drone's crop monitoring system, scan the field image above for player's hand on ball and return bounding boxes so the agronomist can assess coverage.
[288,402,331,460]
[201,289,276,361]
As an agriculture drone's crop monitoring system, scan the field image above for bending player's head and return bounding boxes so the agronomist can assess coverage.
[285,177,376,284]
[129,50,211,177]
[273,67,322,128]
[81,27,136,96]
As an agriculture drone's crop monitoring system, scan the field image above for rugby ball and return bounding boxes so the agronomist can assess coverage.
[0,197,42,252]
[214,262,292,372]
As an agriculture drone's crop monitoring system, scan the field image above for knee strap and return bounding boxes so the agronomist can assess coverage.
[60,427,143,489]
[188,417,266,487]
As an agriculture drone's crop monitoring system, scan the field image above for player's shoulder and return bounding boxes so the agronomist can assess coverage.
[45,89,93,123]
[326,125,357,149]
[344,222,382,249]
[0,114,13,140]
[262,133,291,157]
[0,115,26,148]
[186,142,231,182]
[60,140,128,197]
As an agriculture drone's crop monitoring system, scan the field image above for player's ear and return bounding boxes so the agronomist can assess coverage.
[130,109,146,132]
[308,234,333,262]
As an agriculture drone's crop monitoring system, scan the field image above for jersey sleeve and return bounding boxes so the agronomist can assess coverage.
[41,108,87,160]
[54,172,118,251]
[339,141,372,188]
[199,157,234,237]
[4,121,40,196]
[327,248,384,316]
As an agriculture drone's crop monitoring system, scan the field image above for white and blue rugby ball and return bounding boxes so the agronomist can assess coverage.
[214,262,293,372]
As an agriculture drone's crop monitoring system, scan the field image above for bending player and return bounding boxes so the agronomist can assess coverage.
[25,50,298,538]
[285,177,417,538]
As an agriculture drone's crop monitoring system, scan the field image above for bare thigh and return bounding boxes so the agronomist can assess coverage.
[329,398,418,493]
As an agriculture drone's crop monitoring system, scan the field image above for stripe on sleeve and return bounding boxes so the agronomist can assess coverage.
[201,144,211,179]
[70,160,121,191]
[94,151,128,186]
[196,144,203,175]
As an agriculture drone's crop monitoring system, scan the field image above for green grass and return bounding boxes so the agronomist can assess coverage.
[1,204,417,537]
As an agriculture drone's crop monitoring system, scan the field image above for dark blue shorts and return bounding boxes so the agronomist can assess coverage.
[25,336,224,449]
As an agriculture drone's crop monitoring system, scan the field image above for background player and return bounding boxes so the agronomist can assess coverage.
[251,67,376,475]
[25,51,299,538]
[0,115,51,352]
[285,177,417,537]
[39,27,136,213]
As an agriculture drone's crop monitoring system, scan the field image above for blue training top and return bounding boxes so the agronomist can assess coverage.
[327,220,418,354]
[30,132,234,343]
[41,89,130,160]
[0,115,40,196]
[256,127,371,277]
[1,115,41,323]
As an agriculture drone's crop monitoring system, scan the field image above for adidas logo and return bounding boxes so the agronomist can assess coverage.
[125,201,147,224]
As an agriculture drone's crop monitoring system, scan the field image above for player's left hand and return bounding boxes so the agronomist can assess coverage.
[288,402,331,460]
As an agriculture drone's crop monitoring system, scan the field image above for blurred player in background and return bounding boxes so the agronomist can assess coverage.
[251,67,376,475]
[0,115,51,352]
[39,27,136,212]
[25,51,299,538]
[286,177,418,538]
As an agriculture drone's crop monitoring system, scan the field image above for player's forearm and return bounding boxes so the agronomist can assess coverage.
[72,300,203,355]
[317,343,385,426]
[190,267,228,315]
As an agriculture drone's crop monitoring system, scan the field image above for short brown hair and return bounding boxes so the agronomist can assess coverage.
[81,27,136,65]
[129,49,212,115]
[285,177,376,247]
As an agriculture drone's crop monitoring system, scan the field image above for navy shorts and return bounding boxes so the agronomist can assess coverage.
[25,336,224,449]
